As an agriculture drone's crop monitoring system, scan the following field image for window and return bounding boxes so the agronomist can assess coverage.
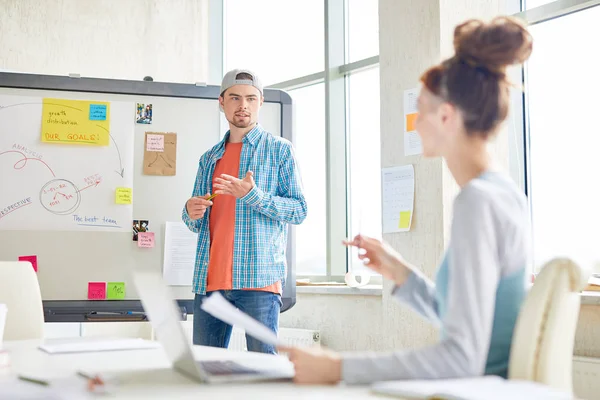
[347,0,379,62]
[290,84,327,276]
[224,0,324,86]
[347,67,381,275]
[521,5,600,270]
[221,0,381,280]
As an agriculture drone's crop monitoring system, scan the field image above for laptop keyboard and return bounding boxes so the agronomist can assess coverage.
[199,360,261,376]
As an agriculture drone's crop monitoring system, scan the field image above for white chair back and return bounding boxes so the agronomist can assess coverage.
[0,261,45,340]
[509,258,588,393]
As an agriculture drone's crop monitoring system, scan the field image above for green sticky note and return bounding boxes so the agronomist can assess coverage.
[107,282,125,300]
[398,211,412,229]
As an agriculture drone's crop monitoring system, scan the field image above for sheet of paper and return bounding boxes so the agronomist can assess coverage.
[38,337,159,354]
[106,282,125,299]
[372,376,572,400]
[18,255,38,272]
[137,232,155,248]
[163,221,197,285]
[87,282,106,300]
[403,88,422,156]
[115,187,132,204]
[41,98,110,146]
[201,292,283,347]
[143,132,176,176]
[382,165,415,233]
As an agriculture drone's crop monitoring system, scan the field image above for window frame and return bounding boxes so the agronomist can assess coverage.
[220,0,381,283]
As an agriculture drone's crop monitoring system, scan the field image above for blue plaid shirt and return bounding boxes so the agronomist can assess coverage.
[182,124,307,295]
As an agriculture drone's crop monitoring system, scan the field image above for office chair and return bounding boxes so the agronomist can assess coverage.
[0,261,45,340]
[509,257,588,394]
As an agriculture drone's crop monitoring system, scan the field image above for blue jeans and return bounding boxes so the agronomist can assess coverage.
[193,290,282,354]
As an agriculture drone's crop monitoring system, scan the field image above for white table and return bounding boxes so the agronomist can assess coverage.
[0,339,386,399]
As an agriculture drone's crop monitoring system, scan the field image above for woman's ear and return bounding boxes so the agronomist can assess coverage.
[438,102,460,130]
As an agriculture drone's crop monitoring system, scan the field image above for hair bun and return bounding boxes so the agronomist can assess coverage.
[453,16,533,72]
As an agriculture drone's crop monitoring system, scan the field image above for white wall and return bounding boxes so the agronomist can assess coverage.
[0,0,209,83]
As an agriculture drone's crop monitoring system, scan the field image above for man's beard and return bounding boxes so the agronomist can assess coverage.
[229,114,253,128]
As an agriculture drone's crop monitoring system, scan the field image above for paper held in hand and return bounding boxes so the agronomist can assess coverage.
[200,292,283,347]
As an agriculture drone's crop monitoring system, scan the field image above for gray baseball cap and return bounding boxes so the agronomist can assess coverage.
[219,69,263,97]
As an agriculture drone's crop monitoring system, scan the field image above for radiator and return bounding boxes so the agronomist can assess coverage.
[228,326,320,351]
[573,356,600,400]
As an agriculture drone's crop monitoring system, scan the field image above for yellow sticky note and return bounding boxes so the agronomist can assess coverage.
[41,98,110,146]
[399,211,411,229]
[115,187,132,204]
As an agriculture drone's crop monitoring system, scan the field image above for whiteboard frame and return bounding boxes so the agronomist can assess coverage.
[0,72,297,318]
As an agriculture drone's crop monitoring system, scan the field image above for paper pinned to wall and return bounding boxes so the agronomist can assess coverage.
[143,132,176,176]
[163,221,197,286]
[403,88,422,156]
[138,231,155,248]
[382,165,415,233]
[41,98,110,146]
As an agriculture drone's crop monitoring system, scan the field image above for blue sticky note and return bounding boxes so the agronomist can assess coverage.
[89,104,107,121]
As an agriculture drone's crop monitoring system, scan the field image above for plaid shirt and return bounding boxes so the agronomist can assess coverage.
[182,124,307,295]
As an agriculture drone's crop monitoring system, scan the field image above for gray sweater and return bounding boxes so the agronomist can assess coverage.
[342,171,531,384]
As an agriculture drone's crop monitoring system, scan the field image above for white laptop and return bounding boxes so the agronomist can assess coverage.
[131,269,294,384]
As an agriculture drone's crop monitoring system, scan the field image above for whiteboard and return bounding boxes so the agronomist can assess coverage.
[0,74,288,305]
[0,95,134,232]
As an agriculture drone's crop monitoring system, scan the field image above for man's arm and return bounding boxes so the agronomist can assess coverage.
[241,144,307,225]
[181,159,203,233]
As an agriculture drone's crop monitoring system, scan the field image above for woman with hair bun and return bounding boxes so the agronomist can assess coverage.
[279,16,534,385]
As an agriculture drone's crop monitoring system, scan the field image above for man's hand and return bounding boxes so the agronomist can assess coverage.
[213,171,255,198]
[277,345,342,385]
[185,194,213,220]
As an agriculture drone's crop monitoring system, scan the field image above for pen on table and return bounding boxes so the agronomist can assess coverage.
[18,375,49,386]
[91,311,122,315]
[77,371,94,380]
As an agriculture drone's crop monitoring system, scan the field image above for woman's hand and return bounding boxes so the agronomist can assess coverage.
[343,234,411,286]
[278,345,342,385]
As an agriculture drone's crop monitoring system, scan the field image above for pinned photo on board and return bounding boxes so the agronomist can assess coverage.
[136,103,153,124]
[132,219,149,241]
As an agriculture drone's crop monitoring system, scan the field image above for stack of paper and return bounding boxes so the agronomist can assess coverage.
[200,292,283,347]
[371,376,574,400]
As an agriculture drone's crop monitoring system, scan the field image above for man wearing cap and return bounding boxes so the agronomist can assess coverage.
[182,69,307,354]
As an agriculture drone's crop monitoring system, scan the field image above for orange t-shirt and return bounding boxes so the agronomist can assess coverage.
[206,141,282,295]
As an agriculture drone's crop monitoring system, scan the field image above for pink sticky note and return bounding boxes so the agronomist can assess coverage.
[137,232,155,248]
[88,282,106,300]
[18,255,38,272]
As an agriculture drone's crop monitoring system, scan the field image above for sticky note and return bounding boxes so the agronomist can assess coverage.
[107,282,125,300]
[18,255,38,272]
[89,104,107,121]
[146,134,164,152]
[115,187,132,204]
[398,211,411,229]
[405,113,418,132]
[138,232,155,248]
[88,282,106,300]
[41,98,110,146]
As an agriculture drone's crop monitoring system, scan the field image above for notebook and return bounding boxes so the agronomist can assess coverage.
[38,337,160,354]
[371,376,574,400]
